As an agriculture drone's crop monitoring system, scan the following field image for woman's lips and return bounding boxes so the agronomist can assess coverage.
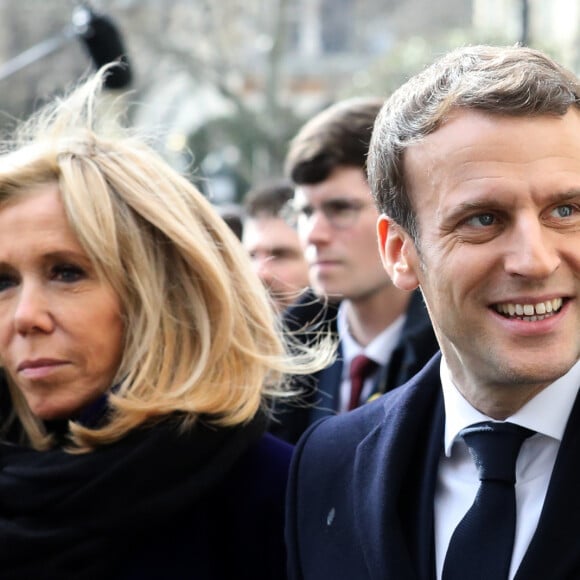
[17,359,68,379]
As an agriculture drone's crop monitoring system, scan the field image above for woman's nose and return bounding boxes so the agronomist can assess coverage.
[13,283,54,334]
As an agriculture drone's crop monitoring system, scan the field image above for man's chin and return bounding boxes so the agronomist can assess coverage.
[309,282,344,302]
[269,290,300,311]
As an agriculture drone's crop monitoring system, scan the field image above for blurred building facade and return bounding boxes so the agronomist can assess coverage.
[473,0,580,67]
[0,0,578,202]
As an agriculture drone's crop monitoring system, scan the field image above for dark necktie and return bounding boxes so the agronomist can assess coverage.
[347,355,378,410]
[442,421,535,580]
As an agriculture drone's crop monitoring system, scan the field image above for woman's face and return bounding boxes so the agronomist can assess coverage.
[0,183,124,420]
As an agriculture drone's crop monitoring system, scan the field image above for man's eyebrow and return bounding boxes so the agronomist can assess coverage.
[551,189,580,201]
[270,245,301,254]
[322,198,359,204]
[293,197,367,212]
[441,199,499,221]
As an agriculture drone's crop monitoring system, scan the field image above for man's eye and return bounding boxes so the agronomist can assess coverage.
[465,213,495,227]
[271,249,295,260]
[325,202,357,216]
[297,206,314,219]
[551,204,575,218]
[52,264,86,283]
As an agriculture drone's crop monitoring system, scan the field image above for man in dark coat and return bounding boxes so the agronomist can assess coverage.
[270,98,438,444]
[286,44,580,579]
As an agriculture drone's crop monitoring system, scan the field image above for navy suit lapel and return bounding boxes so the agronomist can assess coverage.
[415,399,443,580]
[515,386,580,579]
[353,355,443,580]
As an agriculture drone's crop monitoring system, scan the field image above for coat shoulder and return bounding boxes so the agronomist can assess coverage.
[122,434,294,580]
[295,352,441,462]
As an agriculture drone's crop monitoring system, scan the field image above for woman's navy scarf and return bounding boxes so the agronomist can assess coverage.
[0,400,267,579]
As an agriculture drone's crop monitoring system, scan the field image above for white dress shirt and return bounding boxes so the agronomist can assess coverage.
[434,357,580,580]
[336,302,406,413]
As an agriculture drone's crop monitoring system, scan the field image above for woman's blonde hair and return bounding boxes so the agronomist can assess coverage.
[0,67,331,452]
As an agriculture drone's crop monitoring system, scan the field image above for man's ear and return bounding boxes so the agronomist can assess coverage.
[377,215,420,291]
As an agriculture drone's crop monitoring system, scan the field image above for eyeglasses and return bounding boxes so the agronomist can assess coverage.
[282,198,374,230]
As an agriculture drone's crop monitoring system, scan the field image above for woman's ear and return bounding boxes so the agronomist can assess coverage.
[377,215,420,291]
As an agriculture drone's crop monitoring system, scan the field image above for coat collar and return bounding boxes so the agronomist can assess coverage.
[515,384,580,578]
[353,354,443,580]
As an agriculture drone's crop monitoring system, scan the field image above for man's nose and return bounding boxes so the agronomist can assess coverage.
[503,218,561,279]
[253,256,275,285]
[300,209,333,248]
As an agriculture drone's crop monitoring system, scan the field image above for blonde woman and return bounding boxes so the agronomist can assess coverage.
[0,68,329,579]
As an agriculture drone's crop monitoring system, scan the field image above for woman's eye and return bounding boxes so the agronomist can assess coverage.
[0,274,17,292]
[465,213,495,227]
[52,264,86,283]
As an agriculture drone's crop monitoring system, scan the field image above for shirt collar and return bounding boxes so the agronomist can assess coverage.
[337,301,406,376]
[441,357,580,456]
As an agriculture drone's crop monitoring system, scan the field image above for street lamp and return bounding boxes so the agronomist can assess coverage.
[73,4,132,89]
[0,3,132,89]
[520,0,530,46]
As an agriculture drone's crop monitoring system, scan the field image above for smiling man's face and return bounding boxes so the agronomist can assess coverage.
[380,109,580,416]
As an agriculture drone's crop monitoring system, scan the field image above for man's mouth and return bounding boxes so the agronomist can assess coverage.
[493,298,564,321]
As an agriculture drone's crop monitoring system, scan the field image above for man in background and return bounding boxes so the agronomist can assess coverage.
[272,97,437,443]
[242,179,309,312]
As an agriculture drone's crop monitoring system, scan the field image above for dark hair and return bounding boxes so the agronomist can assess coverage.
[243,179,294,218]
[216,203,245,239]
[285,97,384,185]
[368,44,580,241]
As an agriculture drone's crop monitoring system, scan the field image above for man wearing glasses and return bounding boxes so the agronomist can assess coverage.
[271,97,438,444]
